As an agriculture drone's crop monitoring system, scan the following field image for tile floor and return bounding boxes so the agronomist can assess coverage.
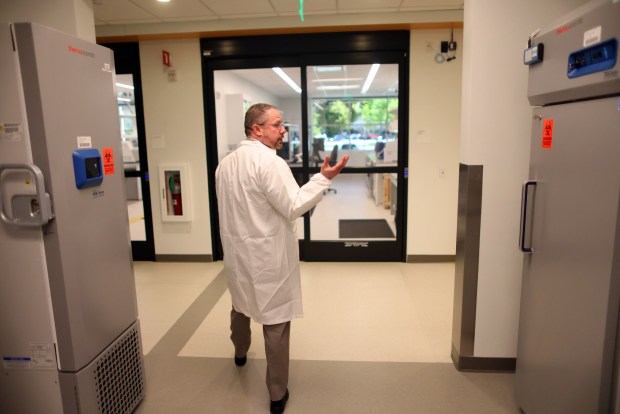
[132,260,521,414]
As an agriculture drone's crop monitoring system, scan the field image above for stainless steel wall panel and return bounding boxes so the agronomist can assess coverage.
[452,164,483,358]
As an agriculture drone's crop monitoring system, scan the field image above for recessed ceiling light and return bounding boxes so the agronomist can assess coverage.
[314,66,343,73]
[116,82,134,90]
[157,0,171,3]
[361,64,380,94]
[312,78,363,83]
[317,85,360,91]
[273,67,302,94]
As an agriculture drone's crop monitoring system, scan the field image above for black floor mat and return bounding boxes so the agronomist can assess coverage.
[339,219,395,238]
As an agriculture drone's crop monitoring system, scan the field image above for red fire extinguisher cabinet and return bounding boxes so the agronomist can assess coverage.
[159,164,191,222]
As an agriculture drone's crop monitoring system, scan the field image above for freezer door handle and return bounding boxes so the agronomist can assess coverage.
[0,163,54,227]
[519,180,537,253]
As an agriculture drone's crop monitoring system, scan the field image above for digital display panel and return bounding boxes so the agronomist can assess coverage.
[85,157,101,179]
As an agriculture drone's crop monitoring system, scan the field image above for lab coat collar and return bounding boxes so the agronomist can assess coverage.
[242,138,277,153]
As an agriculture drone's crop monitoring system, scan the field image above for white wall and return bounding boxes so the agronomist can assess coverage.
[1,0,95,42]
[139,39,212,256]
[407,29,463,256]
[141,34,463,259]
[460,0,590,357]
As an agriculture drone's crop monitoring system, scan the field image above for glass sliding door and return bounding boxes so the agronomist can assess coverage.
[306,63,399,244]
[302,59,404,261]
[202,31,409,262]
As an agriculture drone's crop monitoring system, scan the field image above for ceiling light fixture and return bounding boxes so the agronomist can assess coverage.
[116,82,134,90]
[312,78,363,83]
[157,0,171,3]
[314,66,343,73]
[317,85,360,91]
[273,67,302,94]
[361,63,380,94]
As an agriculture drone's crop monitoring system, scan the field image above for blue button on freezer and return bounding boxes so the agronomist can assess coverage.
[72,148,103,189]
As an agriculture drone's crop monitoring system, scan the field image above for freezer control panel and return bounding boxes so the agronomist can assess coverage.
[72,148,103,189]
[568,38,617,78]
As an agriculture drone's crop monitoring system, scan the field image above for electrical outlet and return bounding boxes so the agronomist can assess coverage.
[426,41,432,48]
[439,168,446,178]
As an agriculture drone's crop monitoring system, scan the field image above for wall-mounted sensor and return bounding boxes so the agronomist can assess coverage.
[524,43,544,65]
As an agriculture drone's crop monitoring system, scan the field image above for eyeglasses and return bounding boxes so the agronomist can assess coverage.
[258,122,285,130]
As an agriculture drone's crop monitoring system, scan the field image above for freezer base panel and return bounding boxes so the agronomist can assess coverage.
[59,321,145,414]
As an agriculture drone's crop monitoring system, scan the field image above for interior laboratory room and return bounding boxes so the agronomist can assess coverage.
[1,0,619,413]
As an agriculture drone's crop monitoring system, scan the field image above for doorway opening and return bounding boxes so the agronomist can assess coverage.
[102,42,155,261]
[201,32,409,261]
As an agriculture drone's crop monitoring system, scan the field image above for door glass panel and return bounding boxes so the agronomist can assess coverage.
[213,67,302,165]
[125,177,145,240]
[306,64,399,241]
[213,67,303,238]
[307,64,399,168]
[116,74,146,241]
[309,172,397,241]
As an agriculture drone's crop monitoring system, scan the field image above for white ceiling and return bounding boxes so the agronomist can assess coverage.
[101,1,462,99]
[94,0,464,26]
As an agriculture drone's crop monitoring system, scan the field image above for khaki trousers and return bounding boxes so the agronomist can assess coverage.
[230,308,290,401]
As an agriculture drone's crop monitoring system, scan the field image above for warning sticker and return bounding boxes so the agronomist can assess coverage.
[102,147,115,175]
[542,119,554,149]
[0,122,23,141]
[30,343,55,369]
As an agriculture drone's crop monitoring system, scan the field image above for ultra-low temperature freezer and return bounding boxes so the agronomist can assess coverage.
[515,1,620,413]
[0,23,145,413]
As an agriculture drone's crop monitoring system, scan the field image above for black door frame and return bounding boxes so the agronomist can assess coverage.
[201,31,409,262]
[101,42,155,261]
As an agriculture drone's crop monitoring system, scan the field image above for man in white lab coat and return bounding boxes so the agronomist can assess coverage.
[215,103,348,414]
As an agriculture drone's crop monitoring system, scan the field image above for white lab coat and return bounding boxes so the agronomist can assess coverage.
[215,139,332,325]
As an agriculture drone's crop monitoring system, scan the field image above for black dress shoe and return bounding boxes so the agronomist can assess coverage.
[234,355,247,367]
[270,389,289,414]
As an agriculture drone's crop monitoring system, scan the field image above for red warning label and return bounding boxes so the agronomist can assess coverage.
[542,119,554,149]
[102,148,115,175]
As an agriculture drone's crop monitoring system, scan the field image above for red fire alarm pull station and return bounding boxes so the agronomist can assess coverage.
[162,50,170,67]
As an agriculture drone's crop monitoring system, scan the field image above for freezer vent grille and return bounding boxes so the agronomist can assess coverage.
[94,326,145,414]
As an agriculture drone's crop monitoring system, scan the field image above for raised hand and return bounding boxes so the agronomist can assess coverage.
[320,155,349,180]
